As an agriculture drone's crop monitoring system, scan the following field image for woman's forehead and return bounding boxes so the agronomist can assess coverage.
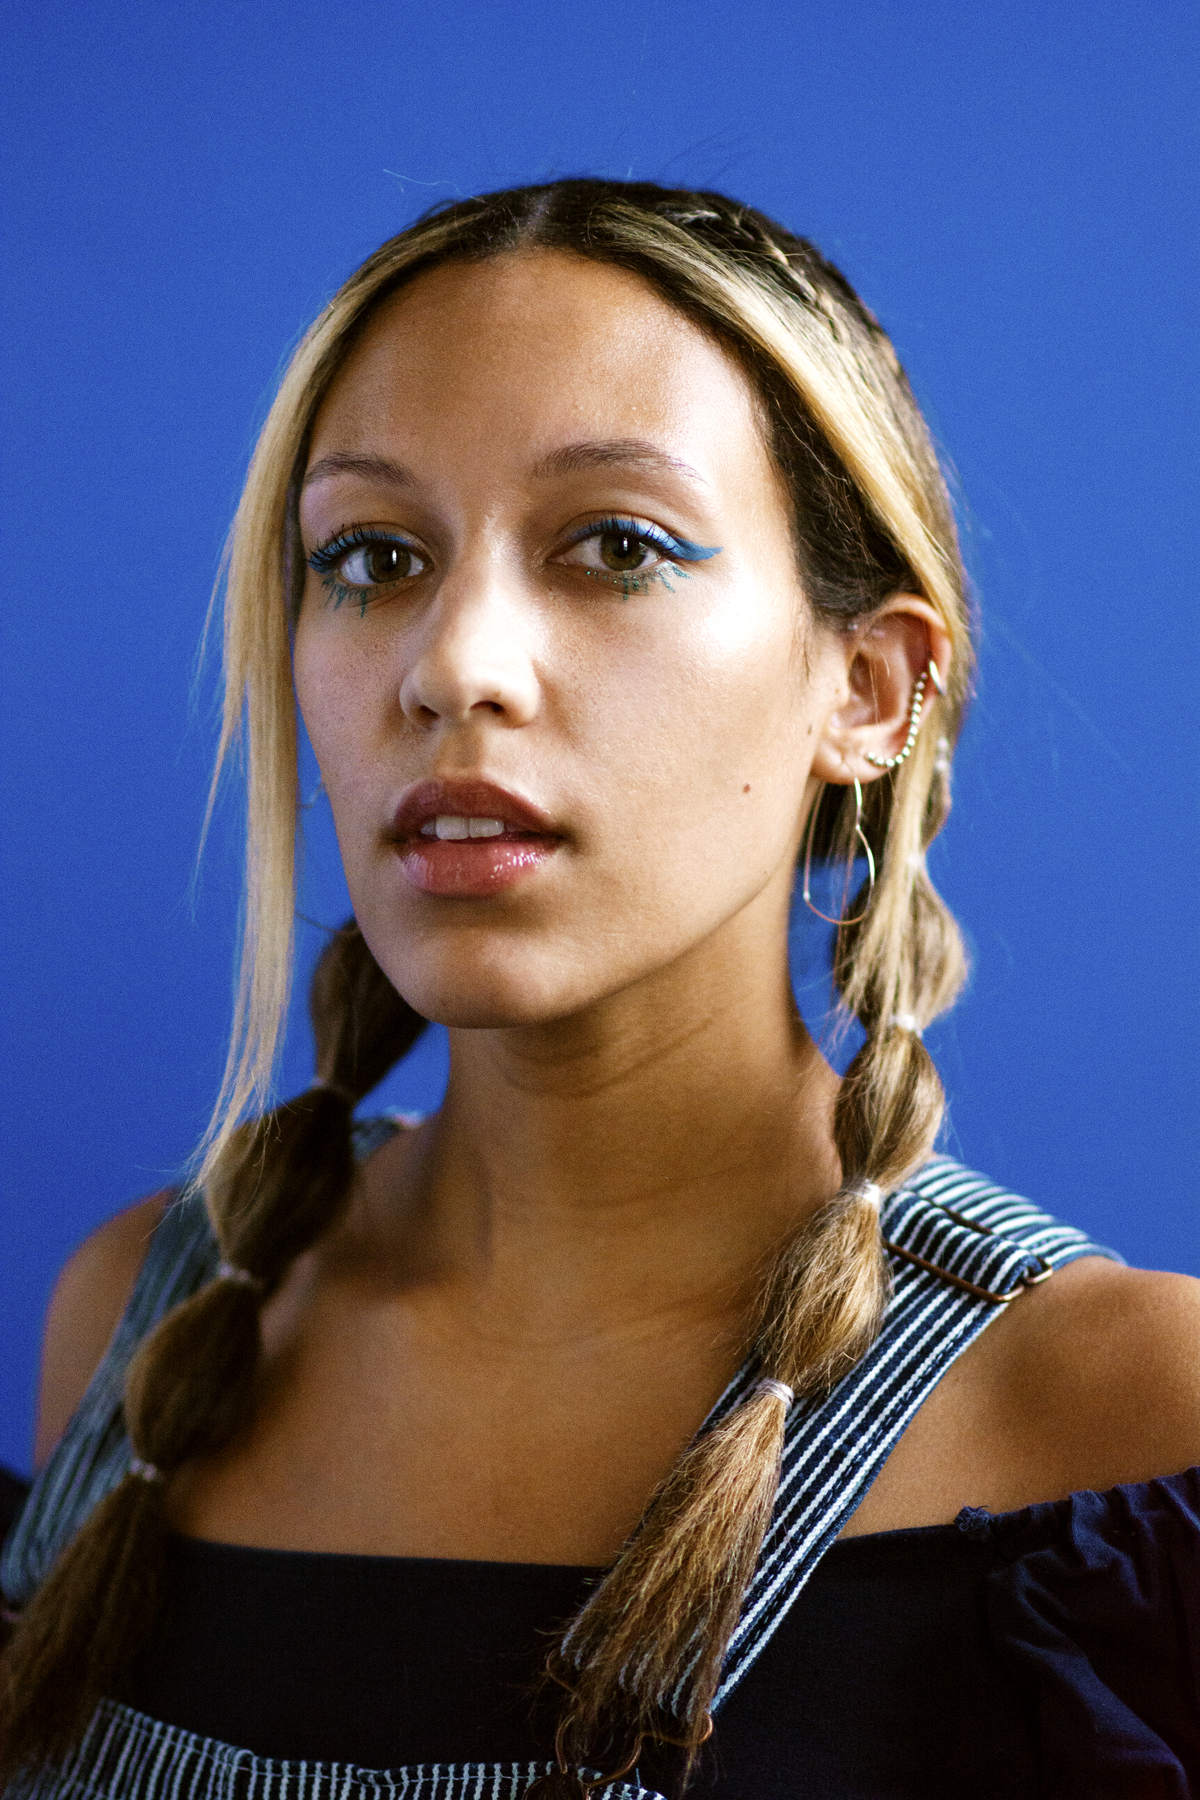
[307,246,780,500]
[312,250,763,452]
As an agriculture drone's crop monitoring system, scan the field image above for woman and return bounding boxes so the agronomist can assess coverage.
[3,180,1198,1799]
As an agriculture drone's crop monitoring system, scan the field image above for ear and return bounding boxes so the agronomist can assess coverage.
[811,596,952,786]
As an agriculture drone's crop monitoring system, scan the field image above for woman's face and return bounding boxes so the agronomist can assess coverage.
[295,249,850,1028]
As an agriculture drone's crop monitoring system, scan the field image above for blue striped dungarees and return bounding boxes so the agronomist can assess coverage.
[3,1136,1117,1800]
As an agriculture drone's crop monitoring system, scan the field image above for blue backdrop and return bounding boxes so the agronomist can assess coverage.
[2,0,1197,1476]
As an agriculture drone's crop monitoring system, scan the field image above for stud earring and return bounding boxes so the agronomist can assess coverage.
[865,665,931,771]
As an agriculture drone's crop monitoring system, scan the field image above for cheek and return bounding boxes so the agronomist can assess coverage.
[569,586,812,867]
[293,619,389,813]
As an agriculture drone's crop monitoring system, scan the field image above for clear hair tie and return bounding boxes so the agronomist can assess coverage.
[890,1013,922,1035]
[129,1457,163,1484]
[847,1179,885,1208]
[756,1378,795,1407]
[216,1261,259,1288]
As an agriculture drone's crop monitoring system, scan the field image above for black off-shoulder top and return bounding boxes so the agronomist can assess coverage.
[116,1467,1200,1798]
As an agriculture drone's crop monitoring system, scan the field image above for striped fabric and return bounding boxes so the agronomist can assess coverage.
[1,1184,220,1609]
[711,1157,1118,1705]
[3,1138,1118,1798]
[15,1702,655,1800]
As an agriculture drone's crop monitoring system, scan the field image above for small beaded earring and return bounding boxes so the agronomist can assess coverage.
[864,659,939,771]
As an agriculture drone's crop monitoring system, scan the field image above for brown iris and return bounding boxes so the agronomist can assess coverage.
[360,543,415,582]
[598,529,649,572]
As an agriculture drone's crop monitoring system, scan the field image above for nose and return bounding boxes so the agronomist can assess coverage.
[398,557,541,730]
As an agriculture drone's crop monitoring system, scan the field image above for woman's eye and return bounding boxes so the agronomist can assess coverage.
[560,525,666,578]
[595,528,655,573]
[337,541,424,585]
[307,531,429,596]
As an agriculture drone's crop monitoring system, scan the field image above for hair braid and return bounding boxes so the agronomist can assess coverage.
[0,921,424,1780]
[6,180,975,1789]
[530,849,959,1794]
[530,792,958,1792]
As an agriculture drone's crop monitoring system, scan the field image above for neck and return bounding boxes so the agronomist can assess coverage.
[357,890,843,1343]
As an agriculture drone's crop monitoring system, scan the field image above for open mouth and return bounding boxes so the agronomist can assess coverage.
[419,814,526,841]
[390,780,563,897]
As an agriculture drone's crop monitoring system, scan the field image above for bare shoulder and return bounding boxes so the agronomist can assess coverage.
[965,1255,1200,1493]
[34,1192,170,1469]
[849,1254,1200,1535]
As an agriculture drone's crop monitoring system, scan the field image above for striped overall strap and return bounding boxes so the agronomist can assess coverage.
[1,1184,219,1608]
[3,1153,1116,1799]
[707,1157,1118,1709]
[1,1118,397,1609]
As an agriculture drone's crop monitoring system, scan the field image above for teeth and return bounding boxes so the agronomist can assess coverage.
[421,815,507,841]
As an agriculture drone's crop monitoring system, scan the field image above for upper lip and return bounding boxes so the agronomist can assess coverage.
[390,778,560,841]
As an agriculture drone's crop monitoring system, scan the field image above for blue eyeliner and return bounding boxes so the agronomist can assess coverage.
[566,516,722,563]
[307,526,414,574]
[663,533,720,561]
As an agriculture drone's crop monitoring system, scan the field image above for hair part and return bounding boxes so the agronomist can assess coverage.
[1,181,972,1790]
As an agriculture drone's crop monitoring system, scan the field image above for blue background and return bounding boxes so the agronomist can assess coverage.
[2,0,1197,1476]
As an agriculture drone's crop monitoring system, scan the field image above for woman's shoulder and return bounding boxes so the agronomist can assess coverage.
[34,1191,173,1467]
[33,1182,219,1463]
[28,1121,405,1472]
[5,1184,218,1607]
[906,1158,1200,1458]
[980,1251,1200,1491]
[851,1162,1200,1534]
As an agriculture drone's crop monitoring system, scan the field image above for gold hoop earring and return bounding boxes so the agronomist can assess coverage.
[802,778,876,925]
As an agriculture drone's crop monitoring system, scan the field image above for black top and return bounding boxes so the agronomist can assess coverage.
[117,1468,1200,1798]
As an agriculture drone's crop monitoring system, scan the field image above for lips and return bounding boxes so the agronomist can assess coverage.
[389,778,563,896]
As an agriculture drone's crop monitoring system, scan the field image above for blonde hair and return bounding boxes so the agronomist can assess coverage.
[206,187,969,1174]
[2,182,971,1790]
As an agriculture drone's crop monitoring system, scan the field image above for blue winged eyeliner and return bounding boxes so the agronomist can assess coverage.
[306,517,722,613]
[563,516,722,562]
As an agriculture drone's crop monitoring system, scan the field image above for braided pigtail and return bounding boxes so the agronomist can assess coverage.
[0,179,973,1792]
[532,834,960,1794]
[0,921,424,1780]
[498,189,972,1795]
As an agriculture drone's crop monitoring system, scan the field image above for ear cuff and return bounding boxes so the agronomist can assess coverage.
[864,657,945,772]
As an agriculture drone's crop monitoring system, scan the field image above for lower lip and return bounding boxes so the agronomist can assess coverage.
[396,835,560,896]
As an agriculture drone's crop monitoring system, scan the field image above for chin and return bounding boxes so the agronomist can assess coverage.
[364,935,597,1033]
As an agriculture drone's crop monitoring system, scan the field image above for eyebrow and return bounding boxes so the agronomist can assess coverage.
[302,441,707,491]
[303,452,415,490]
[531,439,707,485]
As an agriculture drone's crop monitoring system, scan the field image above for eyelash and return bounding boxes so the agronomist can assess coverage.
[559,517,698,597]
[305,515,710,611]
[309,525,423,568]
[307,527,423,613]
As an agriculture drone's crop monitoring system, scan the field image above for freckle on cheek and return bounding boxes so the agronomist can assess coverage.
[743,784,751,793]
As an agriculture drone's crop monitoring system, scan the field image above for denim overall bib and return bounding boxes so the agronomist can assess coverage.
[3,1135,1116,1800]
